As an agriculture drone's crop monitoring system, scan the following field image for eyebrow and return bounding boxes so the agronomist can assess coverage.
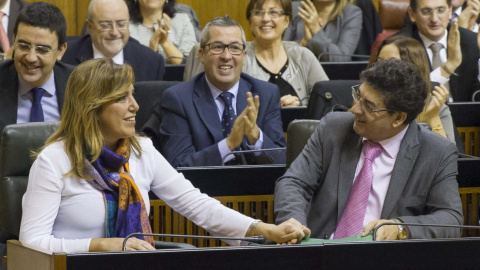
[17,39,53,49]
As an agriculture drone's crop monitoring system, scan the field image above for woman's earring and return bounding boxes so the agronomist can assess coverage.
[166,0,169,3]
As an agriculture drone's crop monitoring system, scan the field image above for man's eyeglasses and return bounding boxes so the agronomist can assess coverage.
[418,6,449,17]
[205,42,246,55]
[91,20,129,32]
[352,85,391,114]
[15,42,56,56]
[250,9,286,18]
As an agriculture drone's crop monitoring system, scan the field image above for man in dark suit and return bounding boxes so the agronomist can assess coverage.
[395,0,480,101]
[61,0,164,82]
[159,16,285,167]
[0,2,73,136]
[275,59,463,240]
[0,2,73,263]
[0,0,28,54]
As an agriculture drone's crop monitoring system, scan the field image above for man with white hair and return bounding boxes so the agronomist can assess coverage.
[62,0,165,81]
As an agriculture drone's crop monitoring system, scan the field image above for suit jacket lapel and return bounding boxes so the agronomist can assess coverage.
[192,75,224,143]
[236,77,251,115]
[76,35,94,64]
[337,130,363,222]
[0,61,20,131]
[53,63,68,112]
[381,123,420,218]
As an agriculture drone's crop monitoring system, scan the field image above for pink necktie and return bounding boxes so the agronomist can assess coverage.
[0,12,9,52]
[334,140,383,239]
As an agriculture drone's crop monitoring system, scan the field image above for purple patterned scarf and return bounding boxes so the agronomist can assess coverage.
[85,139,154,246]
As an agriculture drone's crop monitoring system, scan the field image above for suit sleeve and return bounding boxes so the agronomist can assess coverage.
[397,142,463,238]
[274,118,326,225]
[251,85,286,164]
[160,88,224,167]
[307,6,362,62]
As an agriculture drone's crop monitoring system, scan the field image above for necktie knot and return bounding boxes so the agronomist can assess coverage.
[364,140,382,161]
[219,92,234,107]
[32,87,46,103]
[429,43,443,53]
[0,12,4,20]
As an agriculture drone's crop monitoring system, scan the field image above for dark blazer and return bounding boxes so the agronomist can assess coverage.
[159,72,286,167]
[274,112,463,239]
[61,35,165,82]
[395,24,480,102]
[0,0,29,52]
[0,60,74,134]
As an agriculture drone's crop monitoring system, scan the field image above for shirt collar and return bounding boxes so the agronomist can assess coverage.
[362,124,409,159]
[92,43,124,64]
[419,30,448,49]
[205,76,240,100]
[1,0,11,17]
[18,69,56,97]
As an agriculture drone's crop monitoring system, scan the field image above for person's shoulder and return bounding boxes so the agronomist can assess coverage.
[126,37,163,59]
[283,41,316,58]
[38,141,67,160]
[241,73,277,91]
[414,122,456,150]
[166,73,203,94]
[54,61,76,73]
[172,12,190,22]
[0,59,15,72]
[343,3,362,14]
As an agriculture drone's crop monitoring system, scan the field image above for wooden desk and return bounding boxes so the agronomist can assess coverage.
[8,237,480,269]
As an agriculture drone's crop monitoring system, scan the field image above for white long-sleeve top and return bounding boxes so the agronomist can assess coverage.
[19,138,254,253]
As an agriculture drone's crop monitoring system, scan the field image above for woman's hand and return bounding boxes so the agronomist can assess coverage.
[281,94,301,107]
[89,237,155,252]
[298,1,323,36]
[148,14,171,52]
[254,218,311,244]
[425,85,449,119]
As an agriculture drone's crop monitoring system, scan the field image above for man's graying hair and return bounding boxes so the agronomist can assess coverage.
[200,15,246,48]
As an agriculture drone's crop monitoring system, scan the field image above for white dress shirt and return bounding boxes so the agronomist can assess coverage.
[19,138,254,252]
[92,43,124,64]
[17,71,60,123]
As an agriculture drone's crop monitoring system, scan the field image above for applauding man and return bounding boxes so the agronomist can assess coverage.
[159,15,285,167]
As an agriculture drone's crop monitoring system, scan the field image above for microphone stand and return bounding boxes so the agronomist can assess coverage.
[221,147,286,166]
[122,232,266,251]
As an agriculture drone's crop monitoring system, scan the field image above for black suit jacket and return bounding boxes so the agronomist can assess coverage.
[61,35,165,82]
[0,60,74,135]
[0,0,28,52]
[395,24,480,101]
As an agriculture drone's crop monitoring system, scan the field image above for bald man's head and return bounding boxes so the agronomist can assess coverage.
[86,0,130,58]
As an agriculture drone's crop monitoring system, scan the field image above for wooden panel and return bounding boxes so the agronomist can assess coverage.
[177,0,254,41]
[459,187,480,237]
[458,127,480,157]
[150,195,274,247]
[24,0,80,36]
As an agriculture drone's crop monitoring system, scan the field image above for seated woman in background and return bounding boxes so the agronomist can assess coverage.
[127,0,197,64]
[19,59,310,253]
[283,0,362,62]
[369,36,456,144]
[184,0,329,106]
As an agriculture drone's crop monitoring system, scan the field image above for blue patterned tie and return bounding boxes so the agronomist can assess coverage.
[30,87,46,122]
[218,92,236,138]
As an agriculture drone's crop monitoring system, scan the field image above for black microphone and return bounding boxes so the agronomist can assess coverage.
[221,147,286,166]
[372,222,480,240]
[122,233,266,251]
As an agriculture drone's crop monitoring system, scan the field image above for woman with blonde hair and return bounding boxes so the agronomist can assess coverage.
[369,35,455,143]
[19,58,310,253]
[284,0,362,62]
